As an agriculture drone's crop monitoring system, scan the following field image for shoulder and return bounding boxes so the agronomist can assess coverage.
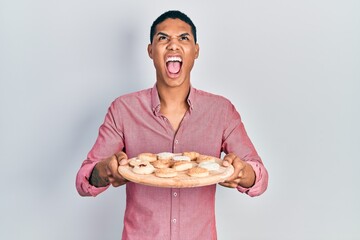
[192,87,233,106]
[191,87,241,120]
[112,88,152,106]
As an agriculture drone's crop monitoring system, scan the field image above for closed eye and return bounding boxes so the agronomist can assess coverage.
[157,32,169,41]
[179,33,190,41]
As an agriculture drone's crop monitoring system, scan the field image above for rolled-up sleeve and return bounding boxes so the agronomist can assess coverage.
[76,160,110,196]
[75,100,124,197]
[236,160,268,197]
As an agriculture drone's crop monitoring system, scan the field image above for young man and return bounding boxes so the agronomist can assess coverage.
[76,10,268,240]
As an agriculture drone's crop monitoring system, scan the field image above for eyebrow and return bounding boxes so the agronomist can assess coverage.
[179,33,190,38]
[156,32,191,38]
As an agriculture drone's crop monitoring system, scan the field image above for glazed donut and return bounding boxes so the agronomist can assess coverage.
[183,151,200,161]
[157,152,175,160]
[152,159,173,169]
[154,168,178,178]
[198,161,220,171]
[129,158,149,167]
[137,153,157,162]
[172,155,191,162]
[187,167,209,177]
[132,162,155,175]
[172,161,193,171]
[196,155,216,164]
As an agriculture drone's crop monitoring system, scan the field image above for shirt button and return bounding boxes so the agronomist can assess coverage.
[173,192,177,197]
[175,139,179,144]
[172,218,177,224]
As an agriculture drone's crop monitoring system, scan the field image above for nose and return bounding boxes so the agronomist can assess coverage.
[166,37,179,51]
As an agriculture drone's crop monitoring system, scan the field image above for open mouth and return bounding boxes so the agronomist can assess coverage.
[166,56,182,75]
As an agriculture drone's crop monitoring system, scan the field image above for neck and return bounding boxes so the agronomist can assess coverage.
[156,83,190,110]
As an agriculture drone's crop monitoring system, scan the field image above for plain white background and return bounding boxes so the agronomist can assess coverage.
[1,1,359,239]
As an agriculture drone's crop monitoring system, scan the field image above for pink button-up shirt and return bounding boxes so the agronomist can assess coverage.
[76,85,268,240]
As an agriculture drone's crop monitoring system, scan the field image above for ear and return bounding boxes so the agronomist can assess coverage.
[194,43,200,59]
[147,44,153,59]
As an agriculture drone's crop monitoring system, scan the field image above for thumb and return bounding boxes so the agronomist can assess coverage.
[222,153,237,167]
[222,160,230,167]
[115,151,128,165]
[119,158,129,166]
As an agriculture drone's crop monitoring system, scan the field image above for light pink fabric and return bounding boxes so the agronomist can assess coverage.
[76,85,268,240]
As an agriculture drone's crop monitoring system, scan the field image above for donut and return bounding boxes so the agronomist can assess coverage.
[157,152,175,160]
[198,161,220,171]
[196,155,216,164]
[172,161,193,171]
[172,155,191,162]
[137,153,157,162]
[129,158,149,167]
[154,168,178,178]
[152,159,173,169]
[187,167,209,177]
[132,162,155,175]
[183,151,200,161]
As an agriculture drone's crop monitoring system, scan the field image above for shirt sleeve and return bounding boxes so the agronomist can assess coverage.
[221,102,268,197]
[75,100,125,197]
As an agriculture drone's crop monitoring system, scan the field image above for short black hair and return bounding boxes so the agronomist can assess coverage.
[150,10,197,44]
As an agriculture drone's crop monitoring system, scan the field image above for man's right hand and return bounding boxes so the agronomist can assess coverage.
[89,151,129,188]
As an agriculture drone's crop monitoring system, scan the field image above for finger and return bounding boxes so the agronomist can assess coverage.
[108,176,126,187]
[107,176,114,184]
[103,157,129,187]
[220,176,242,188]
[109,158,129,184]
[111,181,123,187]
[219,181,238,188]
[222,153,237,167]
[108,158,122,178]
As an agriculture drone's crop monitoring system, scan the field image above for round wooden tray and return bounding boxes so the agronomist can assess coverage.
[118,157,234,188]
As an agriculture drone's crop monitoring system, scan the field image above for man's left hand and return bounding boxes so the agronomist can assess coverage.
[219,153,256,189]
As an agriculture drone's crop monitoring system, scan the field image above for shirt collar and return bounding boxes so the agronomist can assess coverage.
[151,84,195,116]
[187,85,194,112]
[151,84,161,116]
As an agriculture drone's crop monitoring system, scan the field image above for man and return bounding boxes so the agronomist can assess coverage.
[76,10,268,240]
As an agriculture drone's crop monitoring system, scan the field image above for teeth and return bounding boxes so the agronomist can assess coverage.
[166,56,182,62]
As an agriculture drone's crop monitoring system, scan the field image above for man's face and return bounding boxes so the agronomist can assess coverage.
[148,18,199,88]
